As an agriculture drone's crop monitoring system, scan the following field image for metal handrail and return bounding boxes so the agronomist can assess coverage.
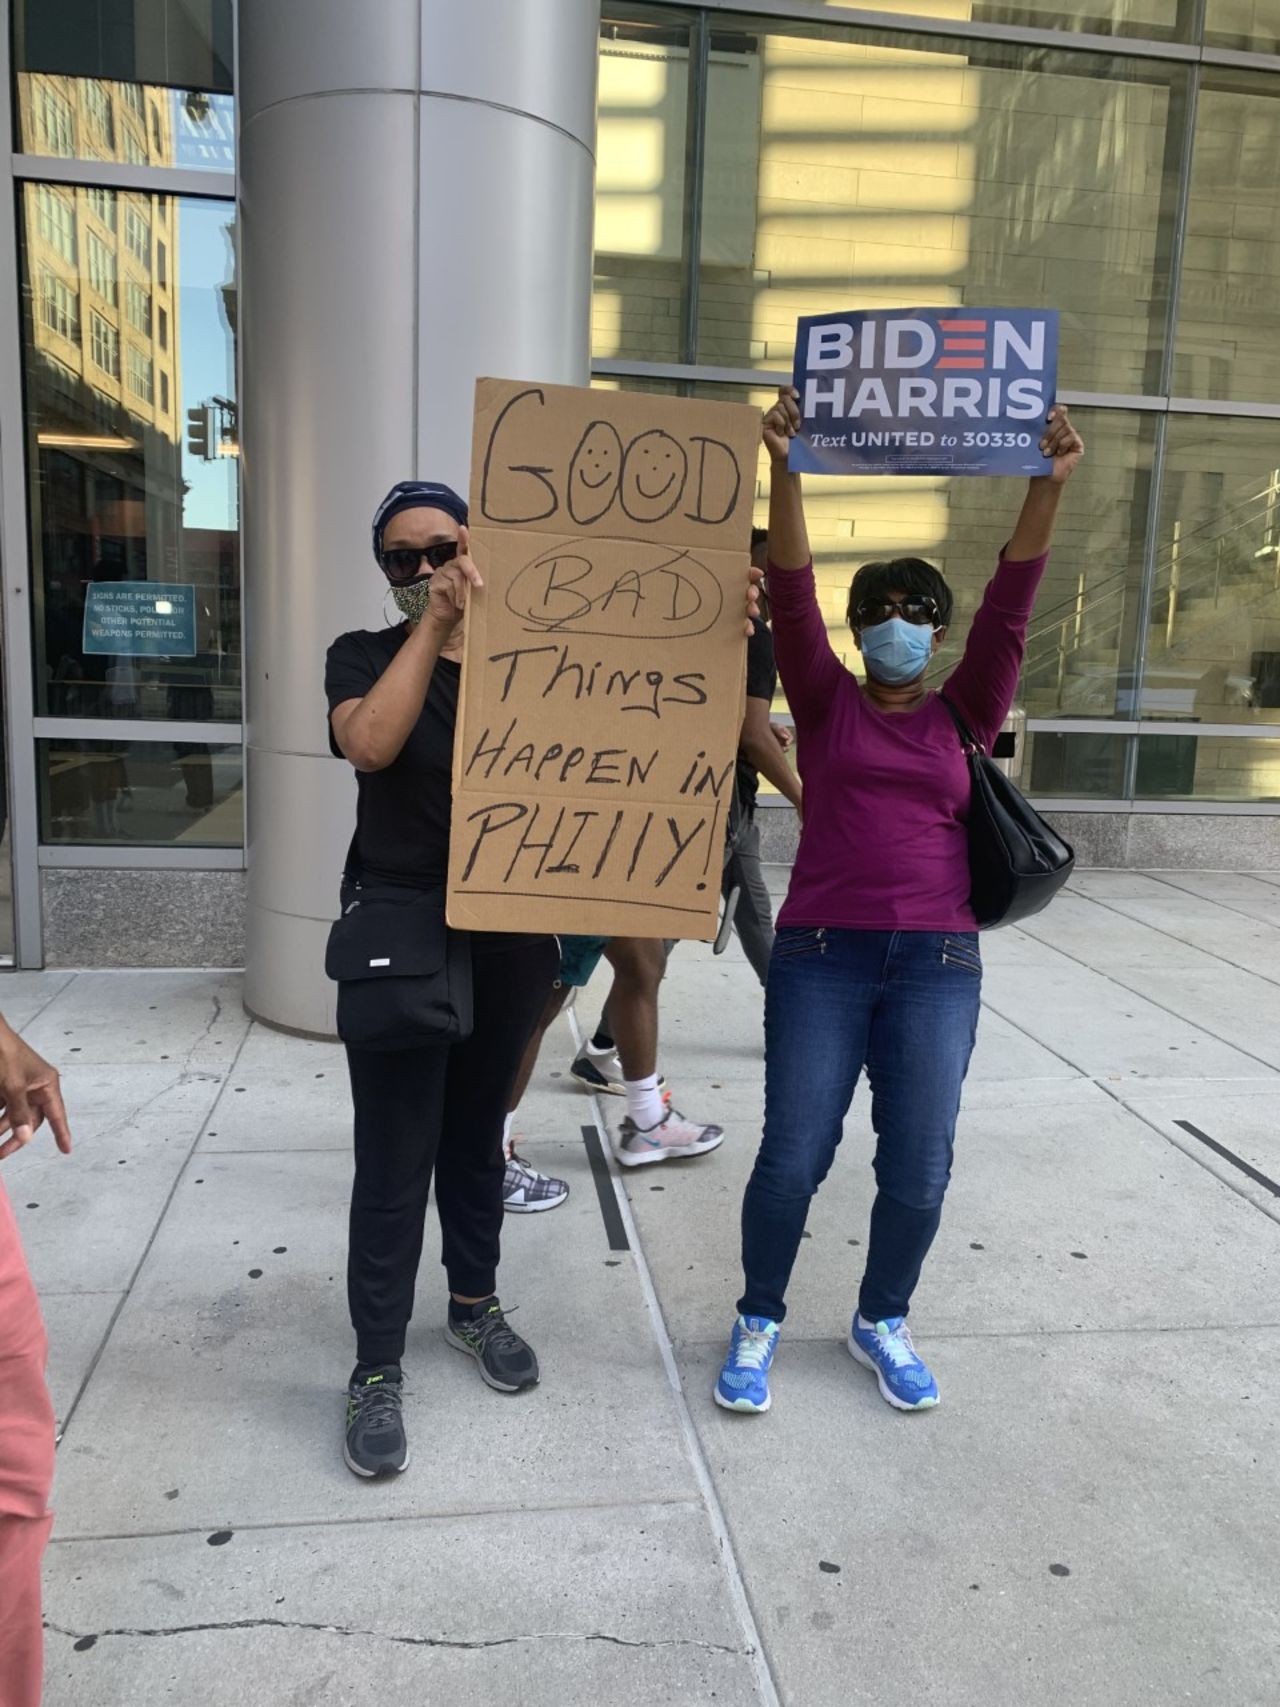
[1022,472,1278,645]
[1019,478,1280,682]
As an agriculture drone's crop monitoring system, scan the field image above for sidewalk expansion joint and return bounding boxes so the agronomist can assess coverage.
[49,1493,706,1548]
[569,1012,784,1707]
[55,1020,259,1444]
[679,1320,1280,1349]
[46,1619,750,1659]
[996,921,1280,1079]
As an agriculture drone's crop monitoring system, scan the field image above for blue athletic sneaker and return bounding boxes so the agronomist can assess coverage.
[714,1315,780,1413]
[848,1315,939,1411]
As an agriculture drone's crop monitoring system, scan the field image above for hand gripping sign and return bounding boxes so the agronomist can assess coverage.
[447,378,761,940]
[790,308,1059,478]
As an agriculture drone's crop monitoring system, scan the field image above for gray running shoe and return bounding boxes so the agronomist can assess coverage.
[444,1299,539,1392]
[344,1365,408,1478]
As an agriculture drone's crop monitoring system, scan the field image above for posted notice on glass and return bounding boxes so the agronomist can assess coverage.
[789,307,1059,477]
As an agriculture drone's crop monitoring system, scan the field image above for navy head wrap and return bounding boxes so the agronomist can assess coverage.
[371,480,469,563]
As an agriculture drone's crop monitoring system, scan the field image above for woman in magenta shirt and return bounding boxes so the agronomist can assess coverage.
[715,387,1084,1416]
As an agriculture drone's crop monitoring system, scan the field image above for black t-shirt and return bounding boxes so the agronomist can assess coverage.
[736,616,779,814]
[325,625,459,888]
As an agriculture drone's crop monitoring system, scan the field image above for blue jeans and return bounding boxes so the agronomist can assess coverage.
[739,928,982,1325]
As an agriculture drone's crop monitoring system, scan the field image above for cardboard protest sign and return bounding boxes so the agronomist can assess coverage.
[790,307,1058,478]
[448,378,760,940]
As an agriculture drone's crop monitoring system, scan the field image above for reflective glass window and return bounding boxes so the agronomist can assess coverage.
[21,187,240,725]
[89,310,119,377]
[126,279,151,337]
[85,185,116,232]
[14,0,232,93]
[1027,732,1130,799]
[692,21,1185,396]
[125,203,150,267]
[1205,0,1280,54]
[127,347,153,404]
[83,78,114,149]
[86,229,117,306]
[1146,416,1280,742]
[1135,735,1280,802]
[1173,72,1280,406]
[36,82,76,154]
[16,74,235,173]
[36,186,76,264]
[731,0,1185,41]
[594,8,695,363]
[38,739,242,846]
[39,270,79,344]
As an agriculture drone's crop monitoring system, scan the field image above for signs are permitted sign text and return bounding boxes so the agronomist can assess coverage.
[82,582,197,657]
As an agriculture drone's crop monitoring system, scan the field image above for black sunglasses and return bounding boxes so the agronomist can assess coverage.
[380,540,458,586]
[855,594,940,629]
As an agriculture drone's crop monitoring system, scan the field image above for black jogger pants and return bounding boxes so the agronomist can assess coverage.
[345,933,558,1366]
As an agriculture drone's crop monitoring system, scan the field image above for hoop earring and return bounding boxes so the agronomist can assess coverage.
[382,586,401,629]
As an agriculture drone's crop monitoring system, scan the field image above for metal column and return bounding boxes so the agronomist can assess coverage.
[238,0,598,1033]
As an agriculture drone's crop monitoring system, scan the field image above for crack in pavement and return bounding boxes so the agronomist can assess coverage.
[47,1619,750,1657]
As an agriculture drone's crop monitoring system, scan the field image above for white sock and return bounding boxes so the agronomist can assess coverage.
[502,1111,515,1160]
[624,1073,666,1130]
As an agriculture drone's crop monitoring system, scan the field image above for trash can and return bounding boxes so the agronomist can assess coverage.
[991,707,1026,784]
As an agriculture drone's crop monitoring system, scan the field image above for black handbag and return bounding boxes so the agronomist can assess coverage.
[325,882,473,1050]
[939,693,1074,930]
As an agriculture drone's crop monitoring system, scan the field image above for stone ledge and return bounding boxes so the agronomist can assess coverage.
[42,870,247,967]
[753,804,1280,870]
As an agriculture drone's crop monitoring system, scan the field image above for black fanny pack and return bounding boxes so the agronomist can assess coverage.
[324,880,473,1050]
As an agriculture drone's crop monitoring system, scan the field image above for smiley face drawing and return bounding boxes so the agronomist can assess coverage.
[619,430,688,524]
[567,421,625,525]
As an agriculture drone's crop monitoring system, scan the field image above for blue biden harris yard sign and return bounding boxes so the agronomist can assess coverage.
[789,308,1059,478]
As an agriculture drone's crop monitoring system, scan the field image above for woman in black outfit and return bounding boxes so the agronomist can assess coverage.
[325,479,559,1479]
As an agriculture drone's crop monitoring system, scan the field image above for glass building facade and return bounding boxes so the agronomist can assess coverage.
[0,0,1277,965]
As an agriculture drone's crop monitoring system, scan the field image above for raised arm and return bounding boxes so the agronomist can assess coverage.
[764,389,811,573]
[762,387,844,719]
[945,406,1084,746]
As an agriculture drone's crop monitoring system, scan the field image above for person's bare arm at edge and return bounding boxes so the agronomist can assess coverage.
[1006,406,1085,561]
[761,386,842,715]
[740,695,803,812]
[331,529,483,773]
[0,1015,72,1161]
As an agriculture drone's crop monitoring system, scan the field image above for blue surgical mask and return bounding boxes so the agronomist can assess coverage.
[858,616,935,685]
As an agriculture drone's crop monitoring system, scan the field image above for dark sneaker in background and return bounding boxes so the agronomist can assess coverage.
[569,1042,666,1098]
[444,1298,539,1392]
[344,1365,409,1478]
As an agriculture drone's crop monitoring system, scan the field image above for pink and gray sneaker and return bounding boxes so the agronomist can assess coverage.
[614,1107,724,1168]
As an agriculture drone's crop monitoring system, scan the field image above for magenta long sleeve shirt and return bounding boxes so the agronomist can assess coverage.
[771,550,1049,933]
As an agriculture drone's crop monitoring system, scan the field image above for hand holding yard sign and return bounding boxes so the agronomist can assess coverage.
[1033,406,1085,486]
[763,388,801,466]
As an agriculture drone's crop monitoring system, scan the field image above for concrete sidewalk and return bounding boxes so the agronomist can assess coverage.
[6,870,1280,1705]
